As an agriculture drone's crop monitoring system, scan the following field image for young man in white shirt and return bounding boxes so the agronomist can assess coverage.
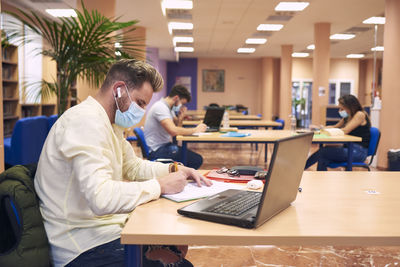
[34,59,211,267]
[144,85,207,169]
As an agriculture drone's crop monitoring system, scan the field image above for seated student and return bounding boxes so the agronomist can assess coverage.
[144,85,207,169]
[305,94,371,171]
[34,59,211,267]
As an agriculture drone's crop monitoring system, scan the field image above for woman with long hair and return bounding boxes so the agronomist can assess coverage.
[305,94,371,171]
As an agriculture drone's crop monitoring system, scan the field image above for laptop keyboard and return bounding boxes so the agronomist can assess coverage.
[205,191,261,216]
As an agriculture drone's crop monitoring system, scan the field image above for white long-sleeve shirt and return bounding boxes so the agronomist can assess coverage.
[34,96,169,266]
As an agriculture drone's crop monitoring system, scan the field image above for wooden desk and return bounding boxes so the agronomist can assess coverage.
[190,114,262,120]
[121,171,400,266]
[182,119,279,128]
[177,130,361,170]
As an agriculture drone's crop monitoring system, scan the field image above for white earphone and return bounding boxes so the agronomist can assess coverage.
[117,87,121,98]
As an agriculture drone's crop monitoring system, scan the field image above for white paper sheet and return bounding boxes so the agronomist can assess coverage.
[162,181,243,202]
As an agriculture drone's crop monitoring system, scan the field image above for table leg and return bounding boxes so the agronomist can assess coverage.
[125,245,142,267]
[181,141,188,165]
[264,143,268,166]
[347,142,354,171]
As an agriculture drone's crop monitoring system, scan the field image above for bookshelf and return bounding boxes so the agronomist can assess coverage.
[2,44,20,137]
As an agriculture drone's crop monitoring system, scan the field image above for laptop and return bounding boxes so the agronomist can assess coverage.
[177,132,314,228]
[202,107,225,132]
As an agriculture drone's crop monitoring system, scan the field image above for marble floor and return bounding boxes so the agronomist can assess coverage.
[131,142,399,266]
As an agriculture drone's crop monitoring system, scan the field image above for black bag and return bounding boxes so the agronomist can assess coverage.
[388,150,400,171]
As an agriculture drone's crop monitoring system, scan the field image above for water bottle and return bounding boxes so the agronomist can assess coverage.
[222,110,230,128]
[290,115,296,132]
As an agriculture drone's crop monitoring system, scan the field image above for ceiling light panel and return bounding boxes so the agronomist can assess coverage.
[292,52,309,57]
[237,48,256,53]
[371,46,384,51]
[45,9,77,17]
[245,38,267,44]
[307,44,315,50]
[168,22,193,34]
[173,36,194,45]
[363,17,386,24]
[346,54,364,58]
[175,47,194,52]
[330,33,356,40]
[275,2,310,11]
[257,24,284,31]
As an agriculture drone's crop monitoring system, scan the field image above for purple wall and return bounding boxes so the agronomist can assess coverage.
[146,47,167,110]
[167,58,198,110]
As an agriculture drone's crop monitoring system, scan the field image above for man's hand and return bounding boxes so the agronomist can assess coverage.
[194,123,207,133]
[179,166,213,187]
[177,106,187,121]
[156,166,213,195]
[157,170,188,195]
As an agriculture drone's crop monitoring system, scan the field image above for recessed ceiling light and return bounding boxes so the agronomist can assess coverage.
[363,17,386,24]
[330,33,356,40]
[275,2,309,11]
[346,54,364,58]
[168,22,193,34]
[292,52,309,57]
[257,24,284,31]
[174,47,194,52]
[371,46,384,51]
[307,44,315,50]
[45,9,77,17]
[245,38,267,44]
[161,0,193,15]
[237,48,256,53]
[173,36,193,45]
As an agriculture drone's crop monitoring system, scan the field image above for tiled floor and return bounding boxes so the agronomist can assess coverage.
[130,142,398,266]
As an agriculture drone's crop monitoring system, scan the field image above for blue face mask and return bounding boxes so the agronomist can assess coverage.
[339,110,348,118]
[114,86,145,128]
[172,104,182,115]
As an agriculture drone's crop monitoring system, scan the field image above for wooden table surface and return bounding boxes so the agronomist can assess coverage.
[121,171,400,246]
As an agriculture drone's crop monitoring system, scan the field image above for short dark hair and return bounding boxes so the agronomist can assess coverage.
[338,94,363,117]
[169,84,191,102]
[101,59,163,92]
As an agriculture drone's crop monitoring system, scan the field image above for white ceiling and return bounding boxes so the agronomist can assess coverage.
[4,0,385,61]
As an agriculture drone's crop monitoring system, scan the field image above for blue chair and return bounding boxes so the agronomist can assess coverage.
[47,114,58,132]
[133,127,150,159]
[273,119,285,130]
[328,127,381,171]
[4,116,48,166]
[126,136,138,142]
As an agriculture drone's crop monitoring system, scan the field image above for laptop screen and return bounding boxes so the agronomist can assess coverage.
[203,108,225,128]
[254,132,313,227]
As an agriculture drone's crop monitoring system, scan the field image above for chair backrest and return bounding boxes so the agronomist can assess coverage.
[367,127,381,158]
[11,116,48,165]
[274,118,285,130]
[133,127,150,158]
[47,114,58,132]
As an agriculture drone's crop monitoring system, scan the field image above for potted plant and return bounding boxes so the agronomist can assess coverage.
[3,2,144,115]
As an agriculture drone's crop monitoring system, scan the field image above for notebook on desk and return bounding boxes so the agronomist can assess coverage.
[202,107,225,132]
[177,132,313,229]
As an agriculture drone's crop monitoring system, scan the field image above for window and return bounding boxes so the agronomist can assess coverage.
[328,80,354,105]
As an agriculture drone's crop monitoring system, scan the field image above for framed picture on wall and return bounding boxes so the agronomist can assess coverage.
[202,69,225,92]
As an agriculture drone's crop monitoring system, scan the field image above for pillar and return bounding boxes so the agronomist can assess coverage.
[378,0,400,168]
[312,23,330,125]
[280,45,293,128]
[261,57,274,120]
